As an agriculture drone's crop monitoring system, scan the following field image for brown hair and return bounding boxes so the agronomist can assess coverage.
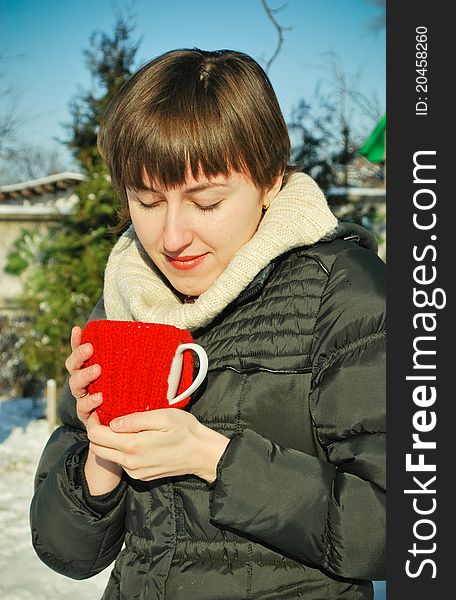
[98,48,295,231]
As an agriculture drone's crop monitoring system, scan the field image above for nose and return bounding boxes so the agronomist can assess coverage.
[162,204,193,254]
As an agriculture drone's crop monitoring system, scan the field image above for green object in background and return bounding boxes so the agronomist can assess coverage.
[359,114,386,163]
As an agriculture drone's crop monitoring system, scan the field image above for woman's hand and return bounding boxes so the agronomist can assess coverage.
[86,409,230,484]
[66,325,123,495]
[65,325,103,428]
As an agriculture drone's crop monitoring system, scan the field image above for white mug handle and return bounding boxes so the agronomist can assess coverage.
[166,343,208,406]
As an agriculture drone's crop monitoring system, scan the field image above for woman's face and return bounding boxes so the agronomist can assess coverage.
[127,170,281,297]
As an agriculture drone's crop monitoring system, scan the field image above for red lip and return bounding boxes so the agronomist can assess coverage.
[165,253,208,270]
[172,255,203,261]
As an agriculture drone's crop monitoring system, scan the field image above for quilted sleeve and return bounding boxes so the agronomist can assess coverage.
[30,296,128,579]
[209,246,386,581]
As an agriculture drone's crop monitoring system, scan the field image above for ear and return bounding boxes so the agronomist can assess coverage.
[262,173,284,209]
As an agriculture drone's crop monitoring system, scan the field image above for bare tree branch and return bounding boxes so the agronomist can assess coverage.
[2,144,66,182]
[321,51,382,126]
[364,0,386,32]
[0,96,18,156]
[260,0,291,73]
[0,61,19,156]
[0,51,28,158]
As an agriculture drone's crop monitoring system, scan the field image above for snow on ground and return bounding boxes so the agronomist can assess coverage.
[0,398,386,600]
[0,398,110,600]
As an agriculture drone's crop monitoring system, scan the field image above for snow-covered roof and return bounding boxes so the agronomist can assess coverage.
[326,186,386,200]
[0,204,76,217]
[0,172,86,201]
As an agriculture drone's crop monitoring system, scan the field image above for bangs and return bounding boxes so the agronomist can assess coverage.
[115,104,252,192]
[106,80,276,194]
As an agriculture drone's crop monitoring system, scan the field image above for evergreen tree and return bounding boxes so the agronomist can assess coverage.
[5,15,140,393]
[65,15,140,172]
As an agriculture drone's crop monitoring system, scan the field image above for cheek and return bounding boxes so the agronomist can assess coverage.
[217,204,262,248]
[130,211,159,247]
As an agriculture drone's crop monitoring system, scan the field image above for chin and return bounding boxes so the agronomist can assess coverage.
[172,277,213,298]
[176,285,206,297]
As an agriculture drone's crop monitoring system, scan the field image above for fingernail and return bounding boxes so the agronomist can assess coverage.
[92,393,102,402]
[110,418,124,431]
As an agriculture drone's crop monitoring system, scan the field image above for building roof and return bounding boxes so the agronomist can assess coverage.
[326,186,386,200]
[0,172,86,201]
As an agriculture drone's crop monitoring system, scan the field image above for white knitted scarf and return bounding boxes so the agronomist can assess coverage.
[103,173,338,330]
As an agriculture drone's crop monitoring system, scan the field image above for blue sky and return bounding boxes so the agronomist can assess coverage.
[0,0,385,171]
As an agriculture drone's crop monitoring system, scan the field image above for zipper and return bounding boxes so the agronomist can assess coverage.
[209,365,313,375]
[343,234,361,243]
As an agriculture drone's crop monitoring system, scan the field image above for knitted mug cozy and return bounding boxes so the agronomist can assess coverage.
[81,320,196,425]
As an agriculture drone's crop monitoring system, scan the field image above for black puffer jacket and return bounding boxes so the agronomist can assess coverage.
[30,223,385,600]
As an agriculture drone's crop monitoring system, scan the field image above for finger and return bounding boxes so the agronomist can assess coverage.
[70,326,82,353]
[87,413,135,450]
[76,392,103,422]
[88,441,124,465]
[68,363,101,397]
[109,409,173,433]
[65,342,95,374]
[86,409,101,428]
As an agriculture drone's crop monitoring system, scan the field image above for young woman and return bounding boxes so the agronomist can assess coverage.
[30,49,385,600]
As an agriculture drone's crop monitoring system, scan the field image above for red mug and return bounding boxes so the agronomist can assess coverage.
[80,320,208,425]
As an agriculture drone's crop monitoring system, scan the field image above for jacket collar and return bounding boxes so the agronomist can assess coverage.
[320,221,378,252]
[233,221,379,307]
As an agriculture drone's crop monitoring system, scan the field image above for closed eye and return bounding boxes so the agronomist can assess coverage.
[136,199,223,212]
[196,201,223,212]
[138,200,162,210]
